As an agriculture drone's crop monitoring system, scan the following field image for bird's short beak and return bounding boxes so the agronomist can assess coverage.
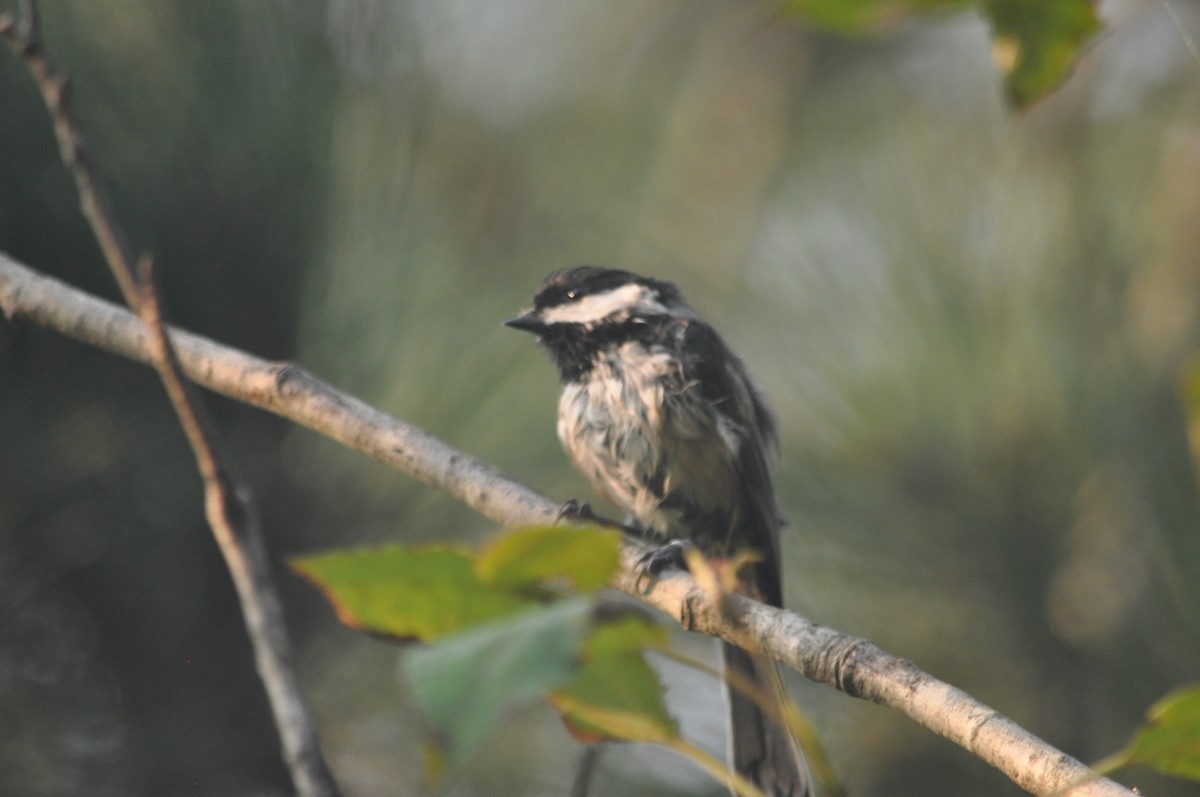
[504,311,545,333]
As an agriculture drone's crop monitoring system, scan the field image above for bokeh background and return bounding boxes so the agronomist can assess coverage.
[2,1,1199,795]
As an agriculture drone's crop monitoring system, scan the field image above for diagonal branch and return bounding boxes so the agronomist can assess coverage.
[0,251,1134,797]
[0,249,559,528]
[1,6,340,796]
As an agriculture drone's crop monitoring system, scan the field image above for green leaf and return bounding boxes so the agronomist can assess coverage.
[1185,358,1200,406]
[405,603,679,771]
[783,0,967,34]
[475,524,623,593]
[1097,685,1200,780]
[290,546,535,641]
[404,598,596,765]
[1183,361,1200,484]
[550,617,677,744]
[296,532,677,772]
[982,0,1101,107]
[292,525,622,641]
[781,0,1102,108]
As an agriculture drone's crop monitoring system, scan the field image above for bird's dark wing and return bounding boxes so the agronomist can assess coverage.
[673,319,808,796]
[673,318,785,607]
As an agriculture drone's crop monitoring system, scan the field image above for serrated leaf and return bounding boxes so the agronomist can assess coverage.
[475,524,623,592]
[550,617,677,744]
[290,546,535,641]
[1098,685,1200,781]
[405,598,596,765]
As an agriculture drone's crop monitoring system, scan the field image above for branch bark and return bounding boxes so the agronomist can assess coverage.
[0,251,1134,797]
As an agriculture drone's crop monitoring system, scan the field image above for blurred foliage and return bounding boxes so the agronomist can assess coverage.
[783,0,1102,106]
[406,599,601,769]
[3,1,1200,796]
[290,525,623,641]
[405,600,677,775]
[293,544,537,641]
[296,525,838,796]
[1096,685,1200,781]
[983,0,1103,105]
[550,615,676,747]
[296,527,697,786]
[783,0,966,32]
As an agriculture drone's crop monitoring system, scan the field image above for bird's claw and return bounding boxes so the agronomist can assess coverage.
[556,498,599,524]
[634,539,693,592]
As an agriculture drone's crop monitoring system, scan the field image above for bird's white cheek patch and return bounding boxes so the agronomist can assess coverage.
[541,283,667,326]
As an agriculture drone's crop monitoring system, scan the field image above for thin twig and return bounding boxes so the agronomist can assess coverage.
[0,251,1136,797]
[0,7,340,796]
[569,745,604,797]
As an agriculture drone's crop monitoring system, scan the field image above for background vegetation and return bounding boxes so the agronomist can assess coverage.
[1,1,1198,795]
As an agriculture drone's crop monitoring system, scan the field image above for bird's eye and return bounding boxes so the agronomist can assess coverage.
[565,290,578,301]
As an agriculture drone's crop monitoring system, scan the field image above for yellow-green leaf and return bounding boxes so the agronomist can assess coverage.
[783,0,966,35]
[475,524,623,592]
[551,617,676,744]
[1096,685,1200,781]
[1182,360,1200,484]
[982,0,1101,107]
[290,546,535,641]
[782,0,1102,108]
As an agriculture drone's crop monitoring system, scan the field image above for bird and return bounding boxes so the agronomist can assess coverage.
[506,266,811,797]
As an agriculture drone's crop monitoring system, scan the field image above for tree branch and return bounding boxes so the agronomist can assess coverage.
[0,252,1134,797]
[0,250,558,529]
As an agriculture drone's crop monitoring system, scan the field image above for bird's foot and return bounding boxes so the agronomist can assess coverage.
[556,498,600,524]
[634,539,694,592]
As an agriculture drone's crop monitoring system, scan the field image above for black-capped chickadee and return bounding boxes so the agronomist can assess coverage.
[507,266,811,797]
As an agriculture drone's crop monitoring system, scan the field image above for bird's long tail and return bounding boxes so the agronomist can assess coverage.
[723,642,812,797]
